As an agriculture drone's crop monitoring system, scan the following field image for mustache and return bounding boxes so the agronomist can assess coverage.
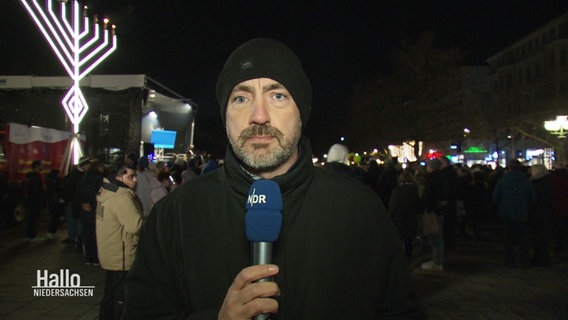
[238,125,283,145]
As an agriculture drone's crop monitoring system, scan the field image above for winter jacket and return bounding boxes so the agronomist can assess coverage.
[492,170,536,222]
[96,178,143,271]
[122,138,425,320]
[422,169,449,216]
[135,169,159,217]
[389,181,422,240]
[78,170,104,223]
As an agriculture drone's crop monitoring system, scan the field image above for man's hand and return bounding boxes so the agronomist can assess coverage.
[218,264,280,320]
[81,203,92,212]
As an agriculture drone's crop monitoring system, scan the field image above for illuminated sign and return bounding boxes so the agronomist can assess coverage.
[464,147,488,154]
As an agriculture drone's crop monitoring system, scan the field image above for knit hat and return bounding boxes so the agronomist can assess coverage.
[216,38,312,128]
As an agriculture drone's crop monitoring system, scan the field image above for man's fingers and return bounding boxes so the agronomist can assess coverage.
[243,296,279,318]
[232,264,279,289]
[219,265,280,320]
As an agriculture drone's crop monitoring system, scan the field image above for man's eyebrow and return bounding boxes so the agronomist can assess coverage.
[231,84,254,94]
[230,82,287,95]
[263,83,286,92]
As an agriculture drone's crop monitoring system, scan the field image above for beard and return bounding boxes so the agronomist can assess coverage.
[230,123,301,171]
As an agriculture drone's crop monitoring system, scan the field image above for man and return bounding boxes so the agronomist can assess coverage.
[78,160,106,265]
[61,156,91,246]
[493,159,536,268]
[123,38,424,319]
[438,156,459,250]
[420,158,449,272]
[24,160,44,241]
[97,164,144,319]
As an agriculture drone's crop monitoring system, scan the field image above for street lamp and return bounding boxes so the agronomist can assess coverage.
[544,115,568,167]
[544,115,568,138]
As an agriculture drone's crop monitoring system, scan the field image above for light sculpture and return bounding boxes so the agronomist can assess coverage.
[20,0,117,166]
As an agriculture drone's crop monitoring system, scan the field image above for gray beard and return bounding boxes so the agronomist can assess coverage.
[230,124,301,171]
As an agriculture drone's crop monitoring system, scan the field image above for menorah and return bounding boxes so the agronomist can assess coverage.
[20,0,117,166]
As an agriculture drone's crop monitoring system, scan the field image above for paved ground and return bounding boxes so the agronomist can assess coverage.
[0,219,567,320]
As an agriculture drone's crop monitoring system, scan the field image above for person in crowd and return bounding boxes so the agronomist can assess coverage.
[388,169,422,264]
[135,156,160,218]
[323,143,352,175]
[186,155,203,177]
[551,166,568,254]
[167,158,185,184]
[181,157,198,183]
[96,163,143,320]
[200,153,220,175]
[45,168,64,239]
[460,166,488,240]
[420,157,449,272]
[123,152,138,168]
[122,38,424,319]
[492,159,536,268]
[61,156,91,247]
[487,165,505,223]
[24,160,44,241]
[362,159,381,195]
[377,158,399,209]
[78,160,106,265]
[530,164,553,267]
[439,156,459,251]
[150,171,175,204]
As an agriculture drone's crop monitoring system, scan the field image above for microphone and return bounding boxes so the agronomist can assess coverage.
[245,179,282,320]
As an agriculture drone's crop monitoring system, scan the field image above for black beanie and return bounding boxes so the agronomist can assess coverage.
[216,38,312,128]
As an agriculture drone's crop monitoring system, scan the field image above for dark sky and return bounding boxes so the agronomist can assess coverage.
[2,1,568,153]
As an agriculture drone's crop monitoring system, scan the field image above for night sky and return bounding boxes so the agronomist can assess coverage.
[2,0,568,154]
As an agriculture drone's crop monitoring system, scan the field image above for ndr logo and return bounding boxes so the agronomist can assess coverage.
[32,269,94,297]
[247,188,267,207]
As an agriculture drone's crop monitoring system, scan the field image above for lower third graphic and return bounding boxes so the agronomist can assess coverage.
[32,269,95,297]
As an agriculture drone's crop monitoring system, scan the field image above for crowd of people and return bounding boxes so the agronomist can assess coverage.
[12,150,221,318]
[19,151,219,245]
[323,144,568,271]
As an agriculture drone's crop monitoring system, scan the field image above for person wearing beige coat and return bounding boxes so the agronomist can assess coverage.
[96,164,143,320]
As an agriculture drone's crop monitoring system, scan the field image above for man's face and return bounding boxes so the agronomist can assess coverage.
[116,168,138,190]
[225,78,302,175]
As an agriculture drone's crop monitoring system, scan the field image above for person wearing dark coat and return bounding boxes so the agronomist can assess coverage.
[24,160,44,240]
[461,167,488,240]
[78,160,106,265]
[122,38,425,320]
[493,159,536,268]
[420,158,449,271]
[61,157,91,246]
[530,164,553,267]
[551,166,568,253]
[439,157,459,250]
[388,170,422,263]
[45,169,64,238]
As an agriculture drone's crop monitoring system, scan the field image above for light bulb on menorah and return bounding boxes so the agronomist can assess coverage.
[20,0,117,168]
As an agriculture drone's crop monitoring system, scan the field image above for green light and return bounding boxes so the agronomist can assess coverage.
[464,146,487,153]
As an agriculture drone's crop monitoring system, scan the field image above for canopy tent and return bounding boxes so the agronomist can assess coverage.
[0,75,196,163]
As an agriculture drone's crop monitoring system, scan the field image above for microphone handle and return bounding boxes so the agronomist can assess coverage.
[252,242,273,320]
[252,242,273,266]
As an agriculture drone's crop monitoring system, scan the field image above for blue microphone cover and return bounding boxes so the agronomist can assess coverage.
[245,179,283,242]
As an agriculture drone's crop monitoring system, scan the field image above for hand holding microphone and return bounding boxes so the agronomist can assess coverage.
[218,180,282,320]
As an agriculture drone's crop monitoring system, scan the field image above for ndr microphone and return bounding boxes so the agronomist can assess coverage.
[245,179,282,320]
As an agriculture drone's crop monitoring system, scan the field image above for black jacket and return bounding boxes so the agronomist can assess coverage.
[123,138,425,319]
